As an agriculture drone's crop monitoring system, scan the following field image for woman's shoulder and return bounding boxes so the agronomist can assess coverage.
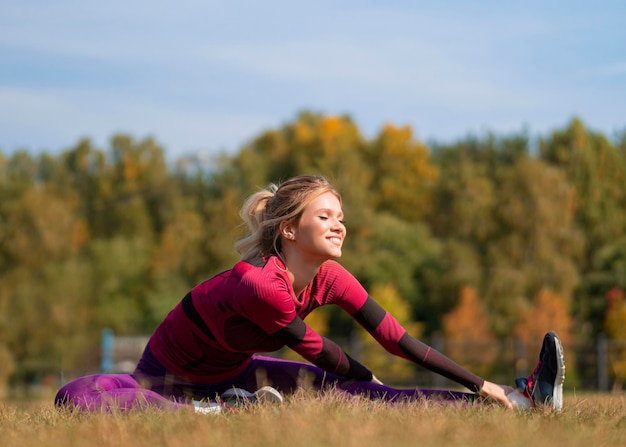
[240,256,289,275]
[312,260,367,307]
[314,260,361,289]
[232,256,281,276]
[237,256,291,292]
[318,259,352,277]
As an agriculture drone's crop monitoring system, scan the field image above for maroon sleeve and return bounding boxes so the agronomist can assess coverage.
[397,333,484,392]
[274,317,373,381]
[353,296,484,392]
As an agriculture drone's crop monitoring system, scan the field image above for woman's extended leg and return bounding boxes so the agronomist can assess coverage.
[55,374,184,412]
[233,355,476,403]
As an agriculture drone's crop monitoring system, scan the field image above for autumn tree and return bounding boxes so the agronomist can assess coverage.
[442,286,497,377]
[366,124,439,222]
[540,118,626,253]
[541,119,626,337]
[513,288,572,375]
[485,158,582,335]
[604,288,626,390]
[0,161,93,383]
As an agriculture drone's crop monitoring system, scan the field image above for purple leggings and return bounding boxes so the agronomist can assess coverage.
[55,355,476,412]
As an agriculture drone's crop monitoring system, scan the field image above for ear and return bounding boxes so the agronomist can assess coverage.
[280,220,296,240]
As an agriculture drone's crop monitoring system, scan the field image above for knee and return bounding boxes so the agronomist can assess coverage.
[54,376,92,408]
[54,374,140,409]
[54,383,73,408]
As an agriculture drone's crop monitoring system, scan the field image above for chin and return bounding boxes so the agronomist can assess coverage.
[318,252,341,262]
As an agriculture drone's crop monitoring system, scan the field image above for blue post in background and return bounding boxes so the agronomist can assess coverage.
[101,328,114,373]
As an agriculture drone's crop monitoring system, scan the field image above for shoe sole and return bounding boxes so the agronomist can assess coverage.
[551,332,566,412]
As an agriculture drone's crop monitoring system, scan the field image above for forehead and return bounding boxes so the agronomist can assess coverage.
[304,191,342,212]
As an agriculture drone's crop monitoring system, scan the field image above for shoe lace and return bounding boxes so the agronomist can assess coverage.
[523,360,542,399]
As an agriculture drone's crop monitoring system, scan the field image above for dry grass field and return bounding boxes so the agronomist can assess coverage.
[2,392,625,447]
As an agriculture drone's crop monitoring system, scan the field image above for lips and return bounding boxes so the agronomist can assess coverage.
[328,237,343,246]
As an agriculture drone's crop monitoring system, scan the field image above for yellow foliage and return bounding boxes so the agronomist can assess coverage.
[293,122,314,145]
[304,308,329,335]
[123,154,139,182]
[315,116,359,159]
[375,124,439,221]
[379,124,413,152]
[319,116,342,139]
[378,124,436,179]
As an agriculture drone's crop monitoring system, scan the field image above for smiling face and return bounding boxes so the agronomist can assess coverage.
[281,191,346,263]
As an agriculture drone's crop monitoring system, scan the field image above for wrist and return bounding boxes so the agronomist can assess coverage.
[476,379,487,396]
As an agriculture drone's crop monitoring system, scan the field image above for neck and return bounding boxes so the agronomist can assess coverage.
[279,248,324,297]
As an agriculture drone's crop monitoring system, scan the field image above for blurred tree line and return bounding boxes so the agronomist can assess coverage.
[1,112,625,394]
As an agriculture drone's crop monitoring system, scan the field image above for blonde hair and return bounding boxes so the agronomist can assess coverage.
[234,175,341,261]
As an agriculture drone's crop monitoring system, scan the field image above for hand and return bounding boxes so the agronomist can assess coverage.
[477,380,514,409]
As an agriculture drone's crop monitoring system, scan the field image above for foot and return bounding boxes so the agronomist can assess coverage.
[254,386,284,404]
[515,331,565,411]
[220,386,283,406]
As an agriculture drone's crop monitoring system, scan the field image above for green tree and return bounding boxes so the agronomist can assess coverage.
[541,119,626,337]
[581,237,626,335]
[485,158,582,335]
[1,183,92,382]
[540,118,626,257]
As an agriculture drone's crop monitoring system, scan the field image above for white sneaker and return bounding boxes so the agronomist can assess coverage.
[220,386,283,406]
[254,386,284,404]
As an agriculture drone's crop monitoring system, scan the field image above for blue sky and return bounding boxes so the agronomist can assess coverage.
[1,1,625,159]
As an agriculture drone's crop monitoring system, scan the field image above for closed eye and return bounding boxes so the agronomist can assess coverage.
[319,215,346,226]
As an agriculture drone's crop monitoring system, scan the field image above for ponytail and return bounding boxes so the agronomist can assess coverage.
[234,185,278,260]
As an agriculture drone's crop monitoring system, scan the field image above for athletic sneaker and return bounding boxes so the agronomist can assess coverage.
[515,331,566,411]
[220,386,284,406]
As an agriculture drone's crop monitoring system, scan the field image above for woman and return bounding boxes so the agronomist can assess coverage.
[55,175,565,412]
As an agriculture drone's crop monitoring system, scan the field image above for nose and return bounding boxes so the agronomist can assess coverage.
[332,218,345,232]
